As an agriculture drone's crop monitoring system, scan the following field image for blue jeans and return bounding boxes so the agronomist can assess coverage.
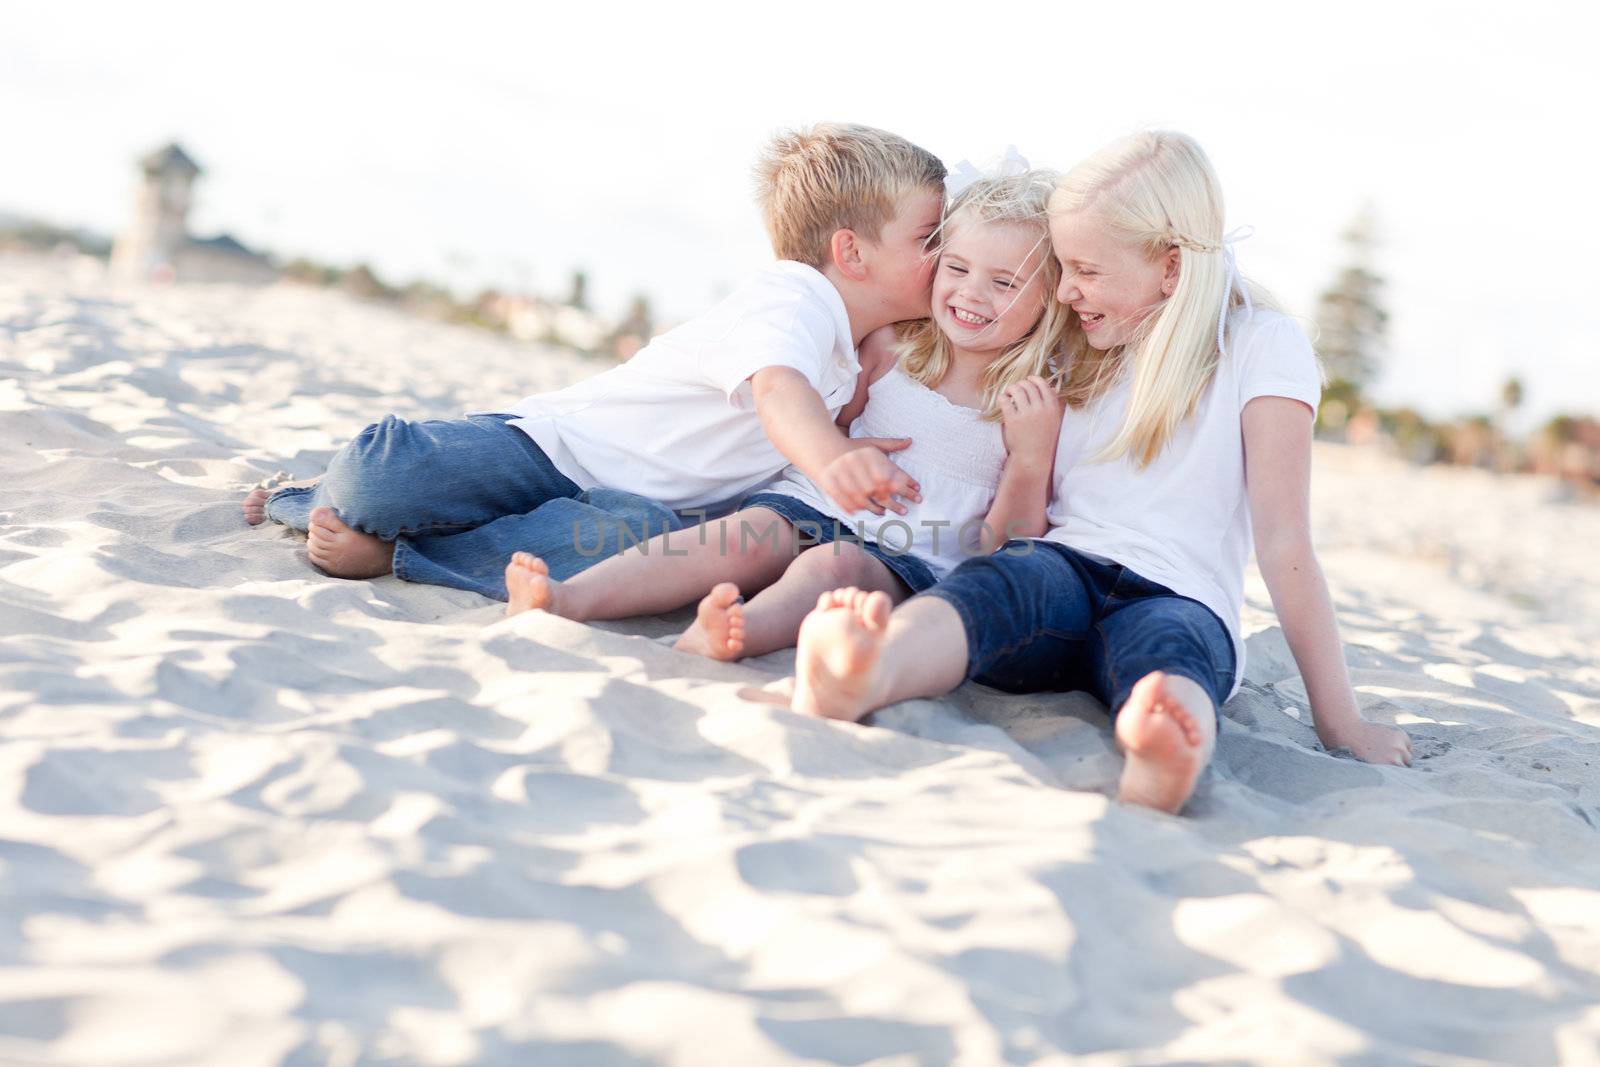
[739,491,938,594]
[263,413,685,599]
[922,540,1236,718]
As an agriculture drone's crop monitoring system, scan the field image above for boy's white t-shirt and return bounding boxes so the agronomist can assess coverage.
[1041,309,1322,694]
[485,261,859,512]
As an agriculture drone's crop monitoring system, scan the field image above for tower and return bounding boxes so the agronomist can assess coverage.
[111,143,201,281]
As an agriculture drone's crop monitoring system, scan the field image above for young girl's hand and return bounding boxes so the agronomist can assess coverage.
[1000,376,1064,461]
[1317,718,1413,766]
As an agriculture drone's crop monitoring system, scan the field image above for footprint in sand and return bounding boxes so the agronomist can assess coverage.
[1411,737,1453,760]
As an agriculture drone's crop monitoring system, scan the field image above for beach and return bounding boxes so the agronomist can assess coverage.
[2,252,1598,1065]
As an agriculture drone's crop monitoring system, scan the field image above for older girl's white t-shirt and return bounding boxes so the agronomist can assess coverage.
[486,262,859,513]
[1042,309,1322,693]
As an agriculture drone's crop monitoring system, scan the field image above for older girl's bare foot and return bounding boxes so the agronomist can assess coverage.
[505,552,569,617]
[242,488,271,525]
[306,506,394,579]
[674,583,746,660]
[791,586,892,722]
[1115,671,1216,815]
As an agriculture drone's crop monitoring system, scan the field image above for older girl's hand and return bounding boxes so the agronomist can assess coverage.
[1318,718,1413,766]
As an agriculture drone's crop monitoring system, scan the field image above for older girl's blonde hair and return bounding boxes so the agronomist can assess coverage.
[896,169,1072,420]
[1050,131,1277,466]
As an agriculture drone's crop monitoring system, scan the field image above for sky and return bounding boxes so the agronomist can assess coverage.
[5,0,1596,426]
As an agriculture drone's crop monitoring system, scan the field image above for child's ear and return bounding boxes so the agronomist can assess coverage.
[1160,247,1181,297]
[830,228,869,282]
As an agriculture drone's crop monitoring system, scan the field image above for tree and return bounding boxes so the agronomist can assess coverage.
[341,263,397,302]
[1314,207,1387,435]
[1495,375,1526,472]
[607,292,655,361]
[567,269,589,311]
[617,293,652,338]
[1500,375,1524,413]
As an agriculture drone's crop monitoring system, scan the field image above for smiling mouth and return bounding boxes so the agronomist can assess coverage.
[1078,310,1105,328]
[950,306,993,326]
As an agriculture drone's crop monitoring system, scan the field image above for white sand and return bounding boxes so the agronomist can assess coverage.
[2,252,1598,1066]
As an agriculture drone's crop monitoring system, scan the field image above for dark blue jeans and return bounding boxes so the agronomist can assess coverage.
[922,540,1236,718]
[262,413,684,599]
[739,491,938,594]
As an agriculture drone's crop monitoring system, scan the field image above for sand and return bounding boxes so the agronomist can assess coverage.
[2,251,1598,1066]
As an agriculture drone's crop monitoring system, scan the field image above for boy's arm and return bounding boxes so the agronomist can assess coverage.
[750,365,921,516]
[832,326,901,428]
[1242,396,1412,766]
[979,377,1061,552]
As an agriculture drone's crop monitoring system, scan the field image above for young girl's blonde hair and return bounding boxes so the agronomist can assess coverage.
[896,169,1072,420]
[1050,131,1277,466]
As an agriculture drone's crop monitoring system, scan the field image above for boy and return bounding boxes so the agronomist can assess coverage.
[244,123,946,598]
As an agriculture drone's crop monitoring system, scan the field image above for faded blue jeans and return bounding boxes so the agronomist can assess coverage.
[263,413,685,600]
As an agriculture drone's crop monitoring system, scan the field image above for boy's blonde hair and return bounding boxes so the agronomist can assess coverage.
[754,123,945,268]
[897,169,1072,420]
[1050,130,1278,467]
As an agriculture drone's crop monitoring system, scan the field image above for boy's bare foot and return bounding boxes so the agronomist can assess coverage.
[791,586,892,722]
[243,477,322,526]
[1115,670,1215,815]
[505,552,566,617]
[242,488,271,525]
[674,583,746,660]
[306,506,394,579]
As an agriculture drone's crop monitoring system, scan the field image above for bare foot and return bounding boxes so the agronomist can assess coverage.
[306,506,394,579]
[791,586,892,722]
[243,476,321,526]
[242,488,271,526]
[674,583,746,660]
[1115,671,1215,815]
[504,552,567,617]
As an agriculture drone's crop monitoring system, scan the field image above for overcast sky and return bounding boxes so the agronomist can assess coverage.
[6,1,1596,425]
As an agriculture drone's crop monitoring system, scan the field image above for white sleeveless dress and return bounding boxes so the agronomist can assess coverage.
[762,366,1008,579]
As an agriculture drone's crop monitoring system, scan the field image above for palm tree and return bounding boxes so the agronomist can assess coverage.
[1497,375,1525,471]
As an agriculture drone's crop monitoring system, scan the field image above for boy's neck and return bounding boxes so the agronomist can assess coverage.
[819,264,893,349]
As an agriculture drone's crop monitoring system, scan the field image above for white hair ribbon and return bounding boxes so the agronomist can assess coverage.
[944,145,1031,199]
[1216,225,1254,359]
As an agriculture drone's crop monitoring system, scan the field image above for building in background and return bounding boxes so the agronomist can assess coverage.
[110,143,276,284]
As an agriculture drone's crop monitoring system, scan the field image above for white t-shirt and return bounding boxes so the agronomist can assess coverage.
[1042,309,1322,694]
[765,366,1008,579]
[485,262,859,512]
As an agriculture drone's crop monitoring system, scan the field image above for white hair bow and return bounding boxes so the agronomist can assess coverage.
[944,145,1030,199]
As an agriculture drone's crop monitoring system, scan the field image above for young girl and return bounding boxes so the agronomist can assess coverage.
[503,170,1073,661]
[787,131,1413,815]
